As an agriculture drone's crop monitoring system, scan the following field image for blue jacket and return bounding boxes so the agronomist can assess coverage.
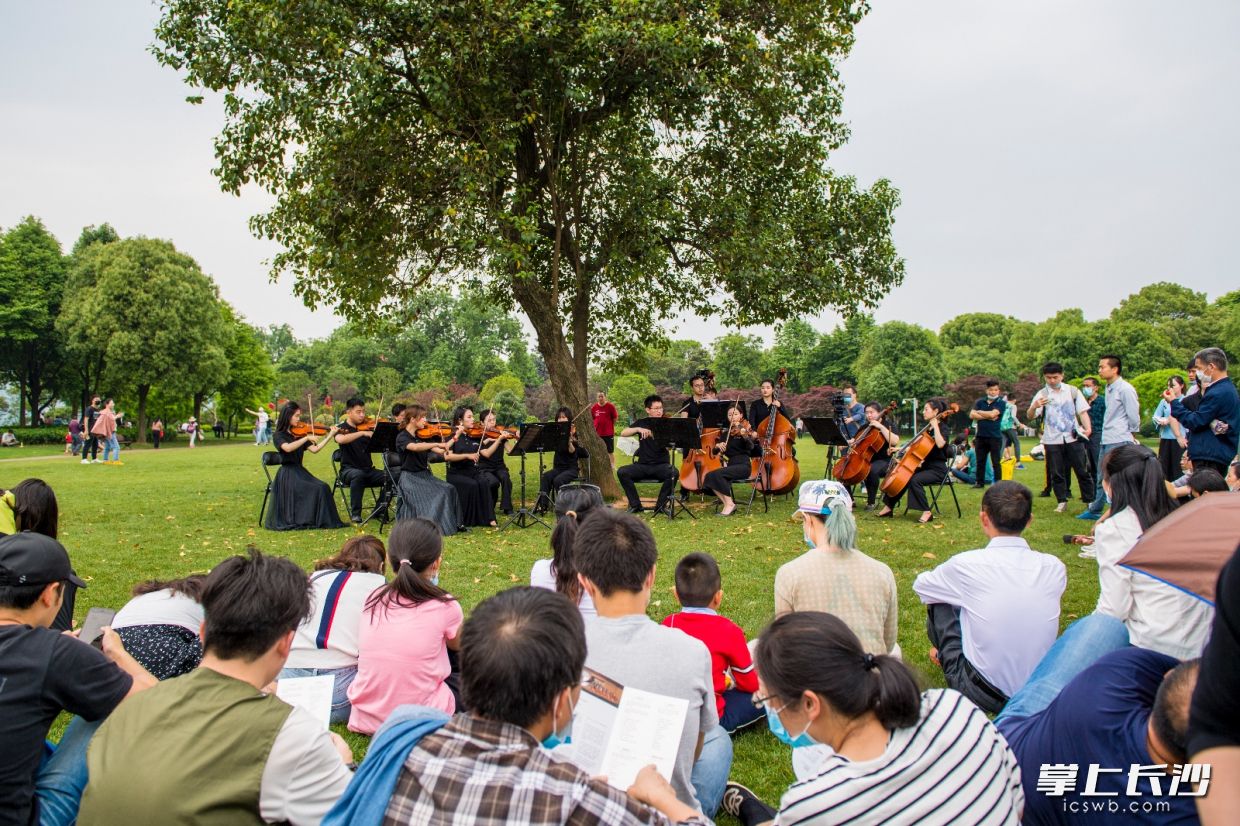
[1171,377,1239,466]
[322,705,449,826]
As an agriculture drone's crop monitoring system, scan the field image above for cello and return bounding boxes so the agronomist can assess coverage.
[832,400,899,485]
[678,377,729,494]
[879,403,959,498]
[751,369,800,496]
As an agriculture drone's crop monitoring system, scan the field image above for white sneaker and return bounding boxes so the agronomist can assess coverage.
[1055,501,1067,513]
[92,459,103,464]
[81,458,90,464]
[1079,548,1097,559]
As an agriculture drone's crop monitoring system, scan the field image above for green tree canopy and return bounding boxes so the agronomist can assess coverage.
[217,309,276,425]
[0,217,68,425]
[803,313,874,388]
[853,321,946,405]
[607,374,657,421]
[938,312,1016,352]
[480,373,525,406]
[711,334,765,390]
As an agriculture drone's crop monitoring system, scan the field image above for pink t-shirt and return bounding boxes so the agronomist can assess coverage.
[346,596,463,734]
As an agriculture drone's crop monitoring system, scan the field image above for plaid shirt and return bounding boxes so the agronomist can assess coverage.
[383,714,710,826]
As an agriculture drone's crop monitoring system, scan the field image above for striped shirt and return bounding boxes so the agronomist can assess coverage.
[776,690,1023,826]
[383,714,709,826]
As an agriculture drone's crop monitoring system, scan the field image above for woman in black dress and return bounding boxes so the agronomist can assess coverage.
[475,408,515,516]
[444,406,497,528]
[266,402,346,531]
[394,405,461,536]
[876,397,951,524]
[537,407,588,514]
[860,402,901,511]
[703,405,758,516]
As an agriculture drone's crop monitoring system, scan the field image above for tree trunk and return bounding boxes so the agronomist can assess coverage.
[136,384,150,443]
[18,362,27,427]
[193,392,206,422]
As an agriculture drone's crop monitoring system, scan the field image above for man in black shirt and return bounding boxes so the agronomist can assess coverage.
[617,395,677,515]
[968,380,1006,489]
[334,398,390,523]
[80,397,102,464]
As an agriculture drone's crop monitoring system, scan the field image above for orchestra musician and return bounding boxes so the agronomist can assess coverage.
[703,406,759,516]
[266,402,345,531]
[476,408,515,516]
[334,397,390,524]
[444,406,498,528]
[617,394,677,514]
[749,378,792,433]
[393,405,461,536]
[536,407,588,513]
[680,372,717,421]
[860,402,900,511]
[876,398,951,524]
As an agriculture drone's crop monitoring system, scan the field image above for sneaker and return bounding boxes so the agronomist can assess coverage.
[92,459,103,464]
[1078,548,1097,559]
[111,461,124,466]
[1039,489,1052,498]
[627,506,645,514]
[1076,511,1101,521]
[1055,502,1067,513]
[81,458,90,464]
[1016,463,1026,469]
[721,782,758,819]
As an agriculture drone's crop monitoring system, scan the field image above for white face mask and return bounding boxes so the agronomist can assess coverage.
[1197,368,1213,386]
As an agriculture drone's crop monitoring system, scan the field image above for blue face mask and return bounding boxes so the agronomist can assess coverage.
[842,396,853,404]
[430,574,440,587]
[541,691,575,749]
[765,702,816,748]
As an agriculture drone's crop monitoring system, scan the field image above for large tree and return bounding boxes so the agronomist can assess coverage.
[155,0,904,494]
[853,321,946,410]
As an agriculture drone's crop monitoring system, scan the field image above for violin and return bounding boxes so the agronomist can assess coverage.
[469,425,519,441]
[751,368,800,495]
[879,403,960,498]
[832,400,899,485]
[415,421,455,441]
[289,422,330,438]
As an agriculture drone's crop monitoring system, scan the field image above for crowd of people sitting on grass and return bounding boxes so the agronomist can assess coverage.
[1,344,1239,826]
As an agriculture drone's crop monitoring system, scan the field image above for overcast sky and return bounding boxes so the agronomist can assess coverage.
[2,1,1237,345]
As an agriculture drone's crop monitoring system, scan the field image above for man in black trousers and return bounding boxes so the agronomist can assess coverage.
[968,380,1006,488]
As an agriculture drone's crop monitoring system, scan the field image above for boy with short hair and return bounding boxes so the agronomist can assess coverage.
[661,552,762,734]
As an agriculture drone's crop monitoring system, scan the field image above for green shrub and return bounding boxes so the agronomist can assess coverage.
[0,426,69,446]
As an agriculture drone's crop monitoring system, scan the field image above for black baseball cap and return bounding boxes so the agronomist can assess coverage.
[0,532,87,588]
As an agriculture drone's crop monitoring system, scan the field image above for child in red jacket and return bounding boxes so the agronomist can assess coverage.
[661,552,763,733]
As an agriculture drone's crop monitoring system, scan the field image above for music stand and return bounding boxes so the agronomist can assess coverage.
[500,422,571,530]
[353,421,400,528]
[801,416,851,481]
[698,400,746,430]
[644,417,700,520]
[366,421,399,454]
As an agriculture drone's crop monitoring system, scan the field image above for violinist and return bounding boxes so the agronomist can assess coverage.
[703,406,759,516]
[444,406,498,528]
[393,405,461,536]
[334,397,390,524]
[536,407,589,514]
[860,402,900,511]
[617,394,677,515]
[749,378,792,433]
[476,408,515,516]
[266,402,346,531]
[876,398,951,524]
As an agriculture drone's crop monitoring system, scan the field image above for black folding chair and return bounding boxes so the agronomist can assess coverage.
[333,449,394,530]
[902,448,962,518]
[258,451,283,525]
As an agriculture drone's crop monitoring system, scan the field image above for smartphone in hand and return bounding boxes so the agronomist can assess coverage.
[79,607,116,649]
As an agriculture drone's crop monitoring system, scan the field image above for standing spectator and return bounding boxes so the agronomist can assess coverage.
[968,380,1006,488]
[913,482,1067,714]
[91,398,122,466]
[1181,359,1203,412]
[68,415,82,456]
[1079,356,1141,520]
[81,396,102,464]
[1152,375,1187,482]
[839,384,866,439]
[1168,347,1239,477]
[1027,362,1093,513]
[212,418,224,439]
[245,405,271,445]
[186,416,199,448]
[999,392,1024,469]
[1080,376,1107,480]
[150,418,164,450]
[590,390,619,469]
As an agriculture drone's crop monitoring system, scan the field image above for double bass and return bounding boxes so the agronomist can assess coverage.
[678,370,725,493]
[879,403,959,498]
[751,369,800,496]
[832,400,898,485]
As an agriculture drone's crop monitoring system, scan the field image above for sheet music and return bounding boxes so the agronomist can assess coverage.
[275,675,335,730]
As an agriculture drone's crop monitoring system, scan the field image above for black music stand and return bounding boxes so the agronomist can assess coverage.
[501,422,570,530]
[698,400,746,430]
[644,417,700,520]
[353,421,401,529]
[801,416,851,481]
[366,421,400,454]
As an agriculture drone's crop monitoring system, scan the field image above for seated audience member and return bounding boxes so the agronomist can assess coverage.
[997,649,1201,825]
[1188,468,1228,497]
[1168,452,1194,500]
[0,533,154,826]
[111,575,207,680]
[1225,458,1240,491]
[775,480,898,657]
[2,429,21,447]
[1188,545,1240,825]
[1,478,77,632]
[573,508,729,816]
[722,612,1022,825]
[948,436,996,486]
[530,485,603,617]
[1089,445,1213,660]
[662,552,762,733]
[913,481,1067,714]
[348,518,462,734]
[329,587,708,826]
[81,548,352,825]
[282,535,388,724]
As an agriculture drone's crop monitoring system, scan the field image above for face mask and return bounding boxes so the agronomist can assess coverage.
[842,396,853,404]
[804,537,815,550]
[1198,370,1213,386]
[1082,387,1094,398]
[766,702,816,748]
[430,574,440,586]
[987,393,999,401]
[541,691,575,749]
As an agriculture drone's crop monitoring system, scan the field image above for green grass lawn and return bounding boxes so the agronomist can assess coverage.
[3,437,1104,816]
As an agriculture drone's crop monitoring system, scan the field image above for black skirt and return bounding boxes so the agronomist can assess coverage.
[704,460,752,496]
[265,464,345,530]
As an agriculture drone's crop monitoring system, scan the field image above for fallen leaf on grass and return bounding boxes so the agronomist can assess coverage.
[921,552,937,559]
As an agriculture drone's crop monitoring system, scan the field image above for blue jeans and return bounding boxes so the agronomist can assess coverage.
[35,716,102,826]
[102,435,120,462]
[279,665,357,724]
[690,723,733,818]
[995,613,1129,723]
[1086,442,1122,514]
[719,689,764,733]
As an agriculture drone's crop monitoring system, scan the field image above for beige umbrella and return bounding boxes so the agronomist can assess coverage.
[1119,493,1240,606]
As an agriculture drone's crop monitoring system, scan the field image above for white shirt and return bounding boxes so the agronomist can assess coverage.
[1093,507,1215,660]
[259,704,353,824]
[913,536,1067,696]
[112,589,204,634]
[285,569,387,669]
[530,558,597,617]
[257,411,269,427]
[1101,377,1141,445]
[1031,384,1089,444]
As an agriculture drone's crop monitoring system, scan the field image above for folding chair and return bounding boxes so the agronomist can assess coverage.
[333,449,394,530]
[258,451,283,525]
[901,449,962,518]
[714,475,761,516]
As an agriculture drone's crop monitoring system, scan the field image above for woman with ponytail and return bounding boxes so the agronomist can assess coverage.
[1091,443,1212,659]
[346,518,463,734]
[722,611,1023,826]
[529,486,603,616]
